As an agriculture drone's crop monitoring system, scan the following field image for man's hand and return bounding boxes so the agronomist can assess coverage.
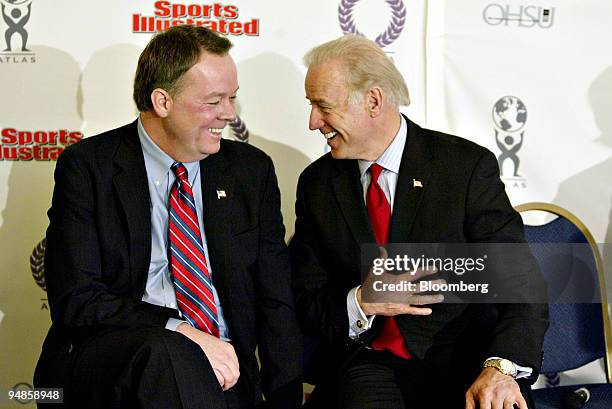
[358,246,445,316]
[176,323,240,391]
[357,286,443,316]
[465,367,527,409]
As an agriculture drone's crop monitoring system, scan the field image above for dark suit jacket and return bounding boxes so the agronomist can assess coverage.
[290,116,548,387]
[35,121,302,404]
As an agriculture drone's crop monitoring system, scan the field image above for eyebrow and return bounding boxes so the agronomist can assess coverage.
[204,87,240,98]
[306,97,330,105]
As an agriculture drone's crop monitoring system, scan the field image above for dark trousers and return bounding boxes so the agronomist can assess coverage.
[37,328,251,409]
[307,349,535,409]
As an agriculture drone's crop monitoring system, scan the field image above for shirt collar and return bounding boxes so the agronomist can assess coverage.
[358,114,407,178]
[137,116,200,182]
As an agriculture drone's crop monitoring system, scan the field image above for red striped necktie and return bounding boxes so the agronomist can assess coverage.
[366,163,411,359]
[169,162,220,337]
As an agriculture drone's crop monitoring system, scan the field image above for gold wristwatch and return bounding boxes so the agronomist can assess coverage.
[483,358,517,378]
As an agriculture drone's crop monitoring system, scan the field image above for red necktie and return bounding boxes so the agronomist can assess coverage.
[169,162,220,337]
[366,163,411,359]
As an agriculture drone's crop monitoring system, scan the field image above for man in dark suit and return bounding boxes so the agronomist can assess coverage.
[34,25,302,409]
[291,35,548,409]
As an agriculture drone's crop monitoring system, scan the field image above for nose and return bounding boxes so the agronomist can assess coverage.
[220,98,236,122]
[309,107,323,131]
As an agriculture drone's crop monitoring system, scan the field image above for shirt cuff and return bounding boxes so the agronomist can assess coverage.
[485,357,533,379]
[166,318,188,331]
[347,286,376,338]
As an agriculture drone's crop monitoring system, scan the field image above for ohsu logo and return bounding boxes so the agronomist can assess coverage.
[483,4,555,28]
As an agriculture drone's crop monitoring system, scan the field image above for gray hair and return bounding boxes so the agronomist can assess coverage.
[304,35,410,107]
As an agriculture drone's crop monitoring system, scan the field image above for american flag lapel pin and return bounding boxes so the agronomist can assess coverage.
[413,179,423,188]
[216,190,227,199]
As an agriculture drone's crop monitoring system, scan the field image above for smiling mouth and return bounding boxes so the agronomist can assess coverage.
[208,128,225,135]
[323,130,337,140]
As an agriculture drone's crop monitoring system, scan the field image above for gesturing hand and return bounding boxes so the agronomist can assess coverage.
[359,246,445,316]
[177,323,240,391]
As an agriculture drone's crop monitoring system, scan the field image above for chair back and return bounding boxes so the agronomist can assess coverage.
[515,203,611,381]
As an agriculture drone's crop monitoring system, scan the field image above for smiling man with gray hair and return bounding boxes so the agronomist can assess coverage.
[291,35,548,409]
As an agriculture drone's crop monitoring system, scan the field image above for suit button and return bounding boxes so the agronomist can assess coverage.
[356,319,364,329]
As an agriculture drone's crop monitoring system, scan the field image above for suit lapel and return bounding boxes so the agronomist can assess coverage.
[389,117,433,243]
[112,121,152,299]
[199,146,234,312]
[330,160,375,245]
[329,116,435,246]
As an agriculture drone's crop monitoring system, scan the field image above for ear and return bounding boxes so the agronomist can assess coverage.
[365,87,384,118]
[150,88,172,118]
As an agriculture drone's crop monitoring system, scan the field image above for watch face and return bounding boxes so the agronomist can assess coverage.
[500,360,512,373]
[499,359,516,375]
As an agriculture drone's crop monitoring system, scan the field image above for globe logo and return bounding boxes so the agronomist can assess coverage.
[492,96,527,133]
[492,96,528,180]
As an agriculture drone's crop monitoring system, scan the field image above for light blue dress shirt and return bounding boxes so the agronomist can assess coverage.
[137,117,229,340]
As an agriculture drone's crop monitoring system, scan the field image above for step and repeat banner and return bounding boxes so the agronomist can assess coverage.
[0,0,610,406]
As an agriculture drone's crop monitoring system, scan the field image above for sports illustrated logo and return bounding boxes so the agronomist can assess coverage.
[0,128,82,160]
[483,4,555,28]
[493,96,527,189]
[133,1,259,35]
[0,0,35,63]
[338,0,406,48]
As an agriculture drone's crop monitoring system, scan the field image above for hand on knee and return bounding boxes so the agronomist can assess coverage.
[177,323,240,391]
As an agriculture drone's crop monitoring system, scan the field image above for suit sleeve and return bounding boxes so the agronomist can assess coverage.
[253,156,303,402]
[464,150,548,378]
[289,174,352,342]
[45,147,178,340]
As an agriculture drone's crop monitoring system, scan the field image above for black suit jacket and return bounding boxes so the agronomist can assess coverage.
[290,116,548,386]
[35,121,302,403]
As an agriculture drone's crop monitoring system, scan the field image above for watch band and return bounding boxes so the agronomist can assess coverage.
[483,358,518,378]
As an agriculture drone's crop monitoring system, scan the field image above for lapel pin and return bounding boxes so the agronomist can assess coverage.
[216,190,227,199]
[413,179,423,188]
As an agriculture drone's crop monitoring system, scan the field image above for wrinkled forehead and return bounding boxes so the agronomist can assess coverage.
[305,61,349,100]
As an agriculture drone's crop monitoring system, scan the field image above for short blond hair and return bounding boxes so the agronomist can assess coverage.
[304,35,410,107]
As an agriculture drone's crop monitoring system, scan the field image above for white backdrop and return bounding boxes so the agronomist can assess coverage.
[1,0,610,406]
